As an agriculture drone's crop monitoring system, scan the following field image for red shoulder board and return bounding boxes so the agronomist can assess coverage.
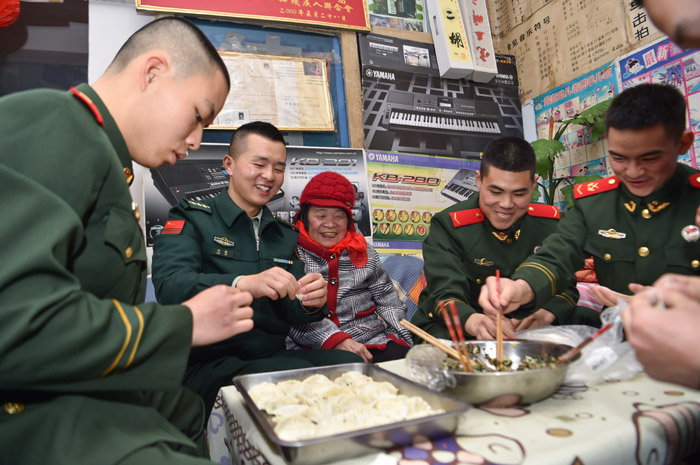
[690,173,700,188]
[450,208,485,227]
[527,204,560,219]
[70,87,104,128]
[162,220,185,235]
[573,176,620,199]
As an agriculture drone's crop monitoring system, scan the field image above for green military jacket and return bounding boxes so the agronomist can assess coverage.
[413,195,579,340]
[152,191,327,361]
[0,85,198,464]
[513,165,700,310]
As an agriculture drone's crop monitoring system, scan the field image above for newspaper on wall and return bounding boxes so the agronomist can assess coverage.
[493,0,662,101]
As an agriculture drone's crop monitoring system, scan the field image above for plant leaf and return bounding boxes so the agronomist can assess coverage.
[562,174,603,209]
[530,186,542,203]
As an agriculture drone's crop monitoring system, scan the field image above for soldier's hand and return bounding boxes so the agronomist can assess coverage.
[297,272,327,308]
[478,277,534,318]
[184,285,254,346]
[635,273,700,301]
[335,338,373,363]
[237,267,299,300]
[587,284,632,308]
[465,313,517,340]
[622,287,700,389]
[511,308,556,332]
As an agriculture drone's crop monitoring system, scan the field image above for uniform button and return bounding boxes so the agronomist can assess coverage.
[125,246,133,259]
[329,253,336,260]
[476,278,482,284]
[603,253,611,261]
[638,247,650,257]
[692,260,699,269]
[641,209,651,219]
[608,179,616,184]
[528,206,534,212]
[428,312,433,318]
[476,213,481,218]
[132,202,140,221]
[330,278,338,285]
[3,402,24,415]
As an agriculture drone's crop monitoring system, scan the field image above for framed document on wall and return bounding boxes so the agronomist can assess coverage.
[136,0,370,31]
[212,52,334,132]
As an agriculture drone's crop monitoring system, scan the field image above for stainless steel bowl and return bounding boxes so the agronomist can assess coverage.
[444,340,578,407]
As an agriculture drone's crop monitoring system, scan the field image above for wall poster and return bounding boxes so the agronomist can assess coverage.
[532,62,618,210]
[360,33,523,160]
[366,150,479,255]
[213,52,334,132]
[367,0,427,32]
[136,0,370,31]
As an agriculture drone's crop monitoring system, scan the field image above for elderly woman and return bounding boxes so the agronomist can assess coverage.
[287,171,413,363]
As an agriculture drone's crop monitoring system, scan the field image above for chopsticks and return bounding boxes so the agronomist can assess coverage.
[399,319,461,361]
[495,270,504,362]
[554,322,613,366]
[439,300,473,372]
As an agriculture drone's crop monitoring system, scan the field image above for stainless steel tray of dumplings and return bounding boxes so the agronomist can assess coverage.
[233,362,468,465]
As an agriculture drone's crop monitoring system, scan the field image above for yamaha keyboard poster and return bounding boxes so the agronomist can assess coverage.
[360,33,523,159]
[367,150,479,255]
[144,144,372,248]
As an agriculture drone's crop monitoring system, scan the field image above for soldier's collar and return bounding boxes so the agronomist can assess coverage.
[73,84,133,185]
[215,192,279,231]
[620,166,683,217]
[484,216,523,245]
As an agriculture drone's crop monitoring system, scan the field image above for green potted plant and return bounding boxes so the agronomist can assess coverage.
[530,99,612,209]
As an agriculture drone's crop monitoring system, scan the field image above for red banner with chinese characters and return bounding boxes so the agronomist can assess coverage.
[136,0,370,31]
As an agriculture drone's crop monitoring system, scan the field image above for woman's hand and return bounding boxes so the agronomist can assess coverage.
[335,338,373,363]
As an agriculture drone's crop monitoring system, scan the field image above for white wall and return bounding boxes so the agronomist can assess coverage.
[522,99,537,143]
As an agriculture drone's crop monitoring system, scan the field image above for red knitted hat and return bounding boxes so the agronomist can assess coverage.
[300,171,355,220]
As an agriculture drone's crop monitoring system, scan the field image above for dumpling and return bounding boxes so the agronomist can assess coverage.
[269,403,309,419]
[356,380,398,400]
[276,379,305,397]
[274,416,318,441]
[248,382,281,410]
[334,371,372,388]
[264,395,300,412]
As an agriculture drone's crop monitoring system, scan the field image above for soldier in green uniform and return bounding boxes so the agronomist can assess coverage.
[413,137,580,341]
[0,17,256,465]
[479,84,700,319]
[152,122,362,413]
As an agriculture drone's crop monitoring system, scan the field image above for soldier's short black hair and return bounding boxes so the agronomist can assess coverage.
[480,136,536,180]
[228,121,286,158]
[108,17,230,90]
[606,83,687,141]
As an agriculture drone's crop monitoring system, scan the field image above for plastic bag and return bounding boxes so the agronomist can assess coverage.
[405,344,456,391]
[516,301,643,384]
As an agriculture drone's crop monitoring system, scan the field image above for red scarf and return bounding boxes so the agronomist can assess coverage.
[296,221,368,268]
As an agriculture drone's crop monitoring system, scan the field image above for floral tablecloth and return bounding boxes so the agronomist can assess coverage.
[208,359,700,465]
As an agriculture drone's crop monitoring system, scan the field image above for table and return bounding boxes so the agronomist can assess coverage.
[207,359,700,465]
